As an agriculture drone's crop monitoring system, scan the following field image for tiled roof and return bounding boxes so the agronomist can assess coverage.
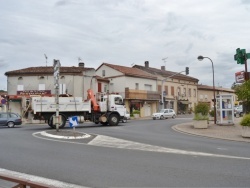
[97,63,157,79]
[133,64,199,82]
[5,66,94,76]
[198,84,234,93]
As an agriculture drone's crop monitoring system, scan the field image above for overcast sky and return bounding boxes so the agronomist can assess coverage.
[1,0,250,90]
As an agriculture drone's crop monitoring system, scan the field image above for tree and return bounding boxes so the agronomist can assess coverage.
[235,80,250,113]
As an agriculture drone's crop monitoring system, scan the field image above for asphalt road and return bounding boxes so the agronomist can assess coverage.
[0,117,250,187]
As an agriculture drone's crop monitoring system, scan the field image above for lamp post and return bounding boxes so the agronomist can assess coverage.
[197,56,216,124]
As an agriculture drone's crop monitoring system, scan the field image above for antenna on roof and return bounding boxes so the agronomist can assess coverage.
[44,54,48,67]
[162,57,168,67]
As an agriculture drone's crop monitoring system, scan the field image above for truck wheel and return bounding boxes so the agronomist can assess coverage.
[160,115,164,120]
[48,114,66,129]
[108,114,119,126]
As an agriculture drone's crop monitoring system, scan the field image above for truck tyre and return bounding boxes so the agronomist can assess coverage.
[48,114,67,129]
[108,114,119,126]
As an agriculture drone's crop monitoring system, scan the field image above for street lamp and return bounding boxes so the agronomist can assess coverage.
[197,55,216,124]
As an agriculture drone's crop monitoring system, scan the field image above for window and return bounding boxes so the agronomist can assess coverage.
[39,84,45,90]
[165,86,168,95]
[200,95,203,99]
[114,97,123,105]
[183,88,186,97]
[102,70,105,77]
[204,95,208,99]
[193,89,196,97]
[171,86,174,96]
[109,83,114,93]
[59,84,66,94]
[144,84,152,91]
[188,88,191,97]
[158,85,161,92]
[135,83,139,90]
[177,87,181,96]
[18,77,23,80]
[104,85,108,92]
[17,85,24,91]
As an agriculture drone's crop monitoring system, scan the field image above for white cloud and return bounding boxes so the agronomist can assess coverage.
[1,0,250,90]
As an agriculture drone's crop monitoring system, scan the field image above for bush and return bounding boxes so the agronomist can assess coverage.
[209,109,215,117]
[240,114,250,126]
[194,103,209,116]
[133,110,140,114]
[193,113,209,120]
[194,103,209,120]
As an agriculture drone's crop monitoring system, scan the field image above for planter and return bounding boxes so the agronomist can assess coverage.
[241,126,250,138]
[193,120,208,129]
[133,114,140,119]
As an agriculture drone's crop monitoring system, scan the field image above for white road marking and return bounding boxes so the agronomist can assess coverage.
[33,131,250,160]
[88,135,250,160]
[217,147,228,151]
[40,131,91,139]
[0,168,88,188]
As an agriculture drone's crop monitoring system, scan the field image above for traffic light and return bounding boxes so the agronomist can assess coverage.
[185,67,189,75]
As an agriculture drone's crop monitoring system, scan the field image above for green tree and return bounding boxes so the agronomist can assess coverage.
[235,80,250,113]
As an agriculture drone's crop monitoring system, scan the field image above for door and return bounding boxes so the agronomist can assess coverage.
[144,104,151,117]
[0,113,8,126]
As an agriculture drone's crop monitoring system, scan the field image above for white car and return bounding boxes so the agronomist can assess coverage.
[152,109,176,120]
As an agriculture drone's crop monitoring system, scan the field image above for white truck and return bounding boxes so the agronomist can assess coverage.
[30,89,127,128]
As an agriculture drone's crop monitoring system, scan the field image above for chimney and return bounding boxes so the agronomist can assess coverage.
[145,61,149,68]
[78,62,85,67]
[161,66,165,71]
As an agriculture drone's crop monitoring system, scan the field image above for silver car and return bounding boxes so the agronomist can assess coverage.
[152,109,176,120]
[0,112,22,128]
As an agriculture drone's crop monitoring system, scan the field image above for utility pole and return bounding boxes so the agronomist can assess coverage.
[53,59,61,132]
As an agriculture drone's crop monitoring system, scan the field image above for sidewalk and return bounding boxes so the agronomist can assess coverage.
[172,117,250,143]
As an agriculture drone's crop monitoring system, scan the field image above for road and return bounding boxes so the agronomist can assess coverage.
[0,117,250,187]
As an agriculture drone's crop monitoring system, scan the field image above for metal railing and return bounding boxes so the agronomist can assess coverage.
[0,173,57,188]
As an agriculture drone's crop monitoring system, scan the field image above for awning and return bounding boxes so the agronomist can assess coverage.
[180,101,191,105]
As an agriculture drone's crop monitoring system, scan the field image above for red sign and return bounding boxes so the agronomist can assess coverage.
[235,71,245,83]
[17,90,51,96]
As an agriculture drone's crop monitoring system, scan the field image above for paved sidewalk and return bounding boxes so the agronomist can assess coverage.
[172,117,250,143]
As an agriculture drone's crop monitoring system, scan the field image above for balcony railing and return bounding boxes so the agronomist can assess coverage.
[125,88,160,100]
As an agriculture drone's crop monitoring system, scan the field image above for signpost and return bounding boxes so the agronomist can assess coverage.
[234,48,250,81]
[53,59,61,132]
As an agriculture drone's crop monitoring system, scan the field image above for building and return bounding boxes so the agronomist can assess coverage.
[134,61,199,114]
[197,84,236,109]
[96,63,160,117]
[4,62,96,117]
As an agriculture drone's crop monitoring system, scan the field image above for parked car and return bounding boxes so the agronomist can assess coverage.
[234,105,243,117]
[122,110,130,123]
[0,112,22,128]
[152,109,176,120]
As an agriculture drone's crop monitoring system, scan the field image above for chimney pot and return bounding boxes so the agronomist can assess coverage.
[79,62,85,67]
[145,61,149,68]
[161,66,165,71]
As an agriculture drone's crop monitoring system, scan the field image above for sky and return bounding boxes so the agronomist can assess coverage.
[1,0,250,91]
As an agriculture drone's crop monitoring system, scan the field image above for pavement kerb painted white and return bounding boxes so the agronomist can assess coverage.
[40,131,91,139]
